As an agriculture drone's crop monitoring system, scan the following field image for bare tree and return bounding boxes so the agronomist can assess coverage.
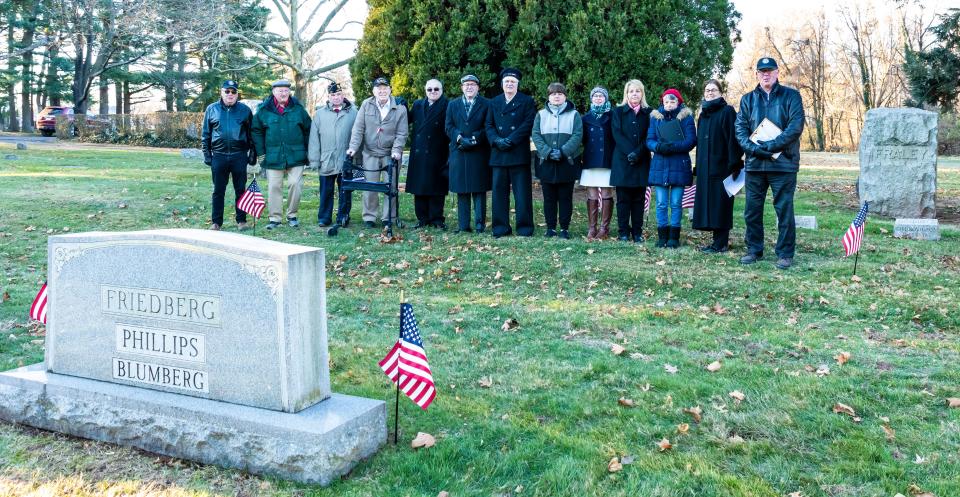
[836,4,908,120]
[789,13,831,151]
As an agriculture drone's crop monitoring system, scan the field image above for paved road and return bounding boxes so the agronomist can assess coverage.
[0,133,57,144]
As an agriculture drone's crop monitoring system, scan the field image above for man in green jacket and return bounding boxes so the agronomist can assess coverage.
[252,79,313,230]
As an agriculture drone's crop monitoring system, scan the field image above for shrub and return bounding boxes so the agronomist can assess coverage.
[57,112,205,148]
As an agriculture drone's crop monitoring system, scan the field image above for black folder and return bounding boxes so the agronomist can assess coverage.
[657,118,684,143]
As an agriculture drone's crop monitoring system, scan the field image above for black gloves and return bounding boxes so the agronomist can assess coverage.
[730,166,743,180]
[247,148,257,166]
[494,137,513,150]
[753,147,774,160]
[692,166,697,177]
[627,151,639,164]
[204,155,212,167]
[459,136,478,151]
[548,148,562,161]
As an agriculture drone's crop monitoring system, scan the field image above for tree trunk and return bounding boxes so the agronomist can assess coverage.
[18,1,38,132]
[99,77,110,114]
[164,39,174,111]
[44,43,61,106]
[123,79,131,114]
[115,76,122,114]
[6,13,20,132]
[175,41,186,111]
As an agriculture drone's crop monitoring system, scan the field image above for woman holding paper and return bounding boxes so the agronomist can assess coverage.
[646,88,696,248]
[692,80,744,253]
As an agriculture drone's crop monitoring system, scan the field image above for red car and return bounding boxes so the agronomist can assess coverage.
[35,106,74,136]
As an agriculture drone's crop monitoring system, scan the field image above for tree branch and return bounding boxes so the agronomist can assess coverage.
[307,0,350,47]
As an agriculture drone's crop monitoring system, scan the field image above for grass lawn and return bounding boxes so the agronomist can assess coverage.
[0,142,958,497]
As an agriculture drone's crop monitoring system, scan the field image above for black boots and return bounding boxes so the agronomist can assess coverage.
[656,227,669,248]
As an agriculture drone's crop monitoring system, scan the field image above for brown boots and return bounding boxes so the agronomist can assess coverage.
[597,198,613,239]
[586,199,599,240]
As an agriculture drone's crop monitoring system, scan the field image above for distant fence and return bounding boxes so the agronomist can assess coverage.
[56,112,204,148]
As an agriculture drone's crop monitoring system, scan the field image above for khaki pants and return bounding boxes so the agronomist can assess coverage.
[266,166,305,223]
[361,154,398,223]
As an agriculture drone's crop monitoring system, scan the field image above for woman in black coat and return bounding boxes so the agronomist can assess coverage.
[610,79,652,243]
[580,86,615,240]
[692,79,744,253]
[445,75,492,233]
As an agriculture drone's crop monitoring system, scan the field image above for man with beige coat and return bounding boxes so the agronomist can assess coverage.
[347,77,408,227]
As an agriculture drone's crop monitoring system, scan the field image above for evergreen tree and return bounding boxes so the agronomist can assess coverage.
[904,8,960,109]
[351,0,740,106]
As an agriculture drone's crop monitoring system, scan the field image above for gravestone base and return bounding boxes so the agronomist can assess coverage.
[0,364,386,486]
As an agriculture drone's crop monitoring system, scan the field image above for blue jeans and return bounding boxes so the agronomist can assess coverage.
[654,186,683,227]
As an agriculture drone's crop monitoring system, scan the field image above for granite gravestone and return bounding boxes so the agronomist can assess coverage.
[795,215,818,230]
[858,108,938,219]
[0,229,386,485]
[894,218,941,240]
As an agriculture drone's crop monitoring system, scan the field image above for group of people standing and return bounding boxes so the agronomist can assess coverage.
[201,56,804,269]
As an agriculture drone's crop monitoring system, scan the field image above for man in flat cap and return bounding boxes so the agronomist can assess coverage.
[309,81,357,228]
[734,57,805,269]
[348,77,408,228]
[202,79,255,231]
[407,78,450,229]
[485,67,537,238]
[251,79,313,230]
[445,74,492,233]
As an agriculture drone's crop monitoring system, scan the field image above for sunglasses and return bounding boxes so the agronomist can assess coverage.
[426,87,441,92]
[223,89,238,94]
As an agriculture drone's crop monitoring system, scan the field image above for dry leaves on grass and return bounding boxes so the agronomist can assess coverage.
[438,492,450,497]
[664,364,678,374]
[676,423,689,434]
[607,457,623,473]
[478,376,493,388]
[683,406,703,423]
[832,403,862,422]
[1,291,9,302]
[947,398,960,408]
[881,424,896,440]
[618,397,635,408]
[501,318,519,331]
[834,351,851,366]
[411,432,436,449]
[706,361,722,372]
[611,344,626,356]
[729,390,745,403]
[656,438,672,451]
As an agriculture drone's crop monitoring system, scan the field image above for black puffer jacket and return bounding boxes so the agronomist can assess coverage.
[734,82,804,173]
[202,100,253,159]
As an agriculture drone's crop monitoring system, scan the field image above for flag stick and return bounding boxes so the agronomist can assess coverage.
[252,216,257,236]
[853,251,859,276]
[394,290,405,445]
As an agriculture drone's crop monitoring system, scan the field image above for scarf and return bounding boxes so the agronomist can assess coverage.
[699,97,726,115]
[590,101,611,117]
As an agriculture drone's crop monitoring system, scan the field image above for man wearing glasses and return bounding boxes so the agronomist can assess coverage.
[252,79,314,230]
[202,80,255,231]
[406,79,450,229]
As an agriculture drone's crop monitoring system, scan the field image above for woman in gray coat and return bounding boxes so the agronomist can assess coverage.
[531,82,583,239]
[309,82,357,227]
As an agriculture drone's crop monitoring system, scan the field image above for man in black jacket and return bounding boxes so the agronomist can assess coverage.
[202,80,255,231]
[485,68,537,238]
[734,58,805,269]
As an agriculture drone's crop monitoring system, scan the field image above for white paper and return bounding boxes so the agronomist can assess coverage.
[749,118,783,160]
[723,172,745,197]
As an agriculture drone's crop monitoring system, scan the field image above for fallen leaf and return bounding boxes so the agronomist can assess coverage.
[514,485,523,493]
[664,364,678,374]
[620,455,635,465]
[118,203,127,209]
[379,277,392,285]
[607,457,622,472]
[834,351,851,366]
[478,376,493,388]
[788,492,803,497]
[712,303,727,315]
[411,432,435,449]
[676,423,689,434]
[501,318,519,331]
[438,492,450,497]
[947,398,960,408]
[727,435,744,444]
[851,275,862,282]
[494,270,502,280]
[833,403,856,417]
[656,438,672,451]
[723,349,735,357]
[611,344,625,356]
[706,361,722,372]
[640,383,652,392]
[683,406,702,423]
[1,291,9,302]
[729,390,745,402]
[914,454,926,465]
[24,226,36,232]
[618,397,635,408]
[816,365,831,377]
[881,424,896,440]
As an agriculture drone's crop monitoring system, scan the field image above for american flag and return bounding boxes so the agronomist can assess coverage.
[644,187,652,213]
[682,185,696,208]
[29,282,48,324]
[379,303,436,409]
[841,202,869,257]
[237,179,265,219]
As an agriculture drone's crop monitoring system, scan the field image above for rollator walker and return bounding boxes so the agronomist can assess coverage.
[327,153,401,237]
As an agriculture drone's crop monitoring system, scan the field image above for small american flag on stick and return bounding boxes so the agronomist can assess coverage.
[379,303,436,409]
[682,185,696,209]
[29,282,48,324]
[644,187,652,213]
[842,202,869,257]
[237,179,265,219]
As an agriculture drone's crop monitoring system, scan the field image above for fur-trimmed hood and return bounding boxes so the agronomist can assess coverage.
[650,105,692,121]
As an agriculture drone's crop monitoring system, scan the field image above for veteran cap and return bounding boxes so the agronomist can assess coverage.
[756,57,778,71]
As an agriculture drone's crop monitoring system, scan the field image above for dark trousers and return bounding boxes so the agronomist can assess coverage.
[491,165,534,237]
[414,194,446,225]
[211,152,248,225]
[615,186,646,237]
[457,193,487,231]
[541,181,574,230]
[744,171,796,258]
[318,173,352,225]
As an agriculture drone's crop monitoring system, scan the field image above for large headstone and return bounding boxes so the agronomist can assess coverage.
[0,229,385,484]
[858,108,938,219]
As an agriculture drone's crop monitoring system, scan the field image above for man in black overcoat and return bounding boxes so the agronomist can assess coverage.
[445,74,492,233]
[407,78,450,228]
[485,68,537,238]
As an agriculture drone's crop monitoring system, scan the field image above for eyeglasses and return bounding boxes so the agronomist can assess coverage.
[426,87,441,92]
[223,89,237,94]
[704,88,719,93]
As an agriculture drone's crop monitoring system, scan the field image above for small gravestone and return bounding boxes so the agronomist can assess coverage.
[180,148,204,160]
[0,229,385,484]
[795,215,817,230]
[858,108,938,218]
[4,154,16,160]
[16,142,27,150]
[894,218,940,240]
